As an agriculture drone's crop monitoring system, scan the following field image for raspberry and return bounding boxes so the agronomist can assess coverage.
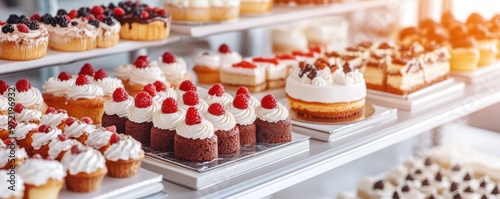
[236,86,251,99]
[97,14,105,21]
[142,83,156,97]
[0,80,8,95]
[137,55,150,63]
[208,83,224,97]
[91,5,104,15]
[182,91,199,106]
[15,79,31,92]
[94,69,108,81]
[179,80,196,92]
[261,95,277,109]
[57,134,66,141]
[218,44,230,53]
[134,59,148,68]
[87,14,96,21]
[57,71,71,81]
[113,7,125,17]
[30,13,41,21]
[185,107,202,125]
[65,117,76,126]
[161,98,178,114]
[162,52,176,64]
[79,63,95,76]
[3,138,14,145]
[153,81,167,92]
[0,21,6,26]
[46,107,56,114]
[112,88,128,102]
[141,11,149,19]
[81,117,93,124]
[134,92,153,108]
[105,125,117,133]
[145,6,153,12]
[70,145,82,154]
[38,124,50,133]
[158,8,167,16]
[75,75,89,86]
[68,10,78,19]
[233,94,249,110]
[8,119,17,129]
[232,61,256,69]
[13,103,23,113]
[208,103,225,116]
[109,133,121,145]
[253,57,279,65]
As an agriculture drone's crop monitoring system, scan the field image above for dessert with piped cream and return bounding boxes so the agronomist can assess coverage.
[204,103,240,154]
[255,94,292,143]
[0,14,48,60]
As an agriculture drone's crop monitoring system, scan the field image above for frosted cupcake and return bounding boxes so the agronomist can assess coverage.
[226,94,257,145]
[125,92,157,145]
[204,103,240,154]
[40,107,68,130]
[119,56,168,97]
[91,69,124,98]
[151,98,185,152]
[0,139,28,170]
[12,122,39,153]
[156,52,191,88]
[153,80,178,103]
[104,134,144,178]
[255,95,292,143]
[193,52,222,84]
[0,169,24,199]
[61,145,107,192]
[204,83,234,107]
[85,126,115,154]
[102,88,133,134]
[47,133,80,161]
[7,79,47,114]
[63,117,96,144]
[13,103,42,124]
[18,158,66,199]
[31,124,62,158]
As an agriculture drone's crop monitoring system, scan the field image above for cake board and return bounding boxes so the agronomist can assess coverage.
[366,78,465,111]
[450,62,500,85]
[141,133,309,190]
[59,169,164,199]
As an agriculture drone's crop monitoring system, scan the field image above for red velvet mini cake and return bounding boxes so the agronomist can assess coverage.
[255,94,292,143]
[125,91,157,145]
[204,103,240,154]
[151,98,185,152]
[102,88,133,133]
[226,94,257,146]
[174,107,217,162]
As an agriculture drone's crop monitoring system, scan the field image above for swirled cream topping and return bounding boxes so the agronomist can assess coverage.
[0,23,48,44]
[127,105,157,123]
[18,159,66,186]
[41,112,68,127]
[0,170,24,198]
[153,108,185,130]
[0,115,7,130]
[255,103,289,123]
[42,76,75,96]
[85,128,113,149]
[8,87,44,108]
[155,88,178,104]
[115,64,133,80]
[104,135,143,161]
[176,119,215,140]
[64,121,96,139]
[204,93,234,107]
[48,138,80,158]
[194,52,221,69]
[0,96,8,112]
[61,146,106,175]
[13,122,38,140]
[31,127,62,150]
[0,144,28,168]
[129,66,166,86]
[15,108,42,123]
[66,84,104,100]
[204,111,237,131]
[93,77,124,96]
[104,96,134,118]
[219,51,243,65]
[226,104,256,125]
[156,56,188,77]
[179,98,209,112]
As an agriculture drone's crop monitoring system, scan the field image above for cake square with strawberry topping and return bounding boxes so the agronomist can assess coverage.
[220,60,266,92]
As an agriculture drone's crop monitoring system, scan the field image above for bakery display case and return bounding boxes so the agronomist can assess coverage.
[1,0,500,198]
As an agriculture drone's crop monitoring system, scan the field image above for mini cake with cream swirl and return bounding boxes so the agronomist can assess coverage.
[205,103,240,154]
[151,98,185,152]
[255,94,292,143]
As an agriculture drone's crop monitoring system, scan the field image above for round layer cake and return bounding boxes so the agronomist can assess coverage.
[285,60,366,119]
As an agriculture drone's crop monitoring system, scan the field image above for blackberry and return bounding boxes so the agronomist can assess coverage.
[133,9,142,17]
[118,2,125,7]
[41,14,53,24]
[88,20,99,28]
[103,10,112,17]
[6,14,19,24]
[71,21,78,26]
[102,17,115,26]
[20,17,30,25]
[57,9,67,16]
[1,24,14,34]
[54,16,68,27]
[27,21,39,30]
[78,7,90,17]
[108,3,116,10]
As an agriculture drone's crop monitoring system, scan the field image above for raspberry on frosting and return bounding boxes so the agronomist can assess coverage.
[79,63,95,76]
[68,10,78,19]
[38,124,50,133]
[142,84,156,97]
[91,5,103,15]
[233,94,249,110]
[75,75,89,86]
[57,134,67,141]
[161,97,178,114]
[183,91,199,106]
[109,132,121,145]
[94,69,108,81]
[57,72,72,81]
[162,52,176,64]
[134,91,153,108]
[70,145,82,154]
[3,138,14,145]
[218,44,231,53]
[185,107,202,125]
[113,7,125,16]
[15,79,31,92]
[30,13,41,21]
[65,117,76,126]
[179,80,197,92]
[208,83,224,97]
[137,55,150,63]
[261,94,277,109]
[236,86,251,99]
[208,103,225,116]
[134,58,149,68]
[8,119,17,129]
[16,24,29,33]
[105,125,117,133]
[0,80,9,95]
[13,103,23,113]
[81,117,93,124]
[153,81,167,92]
[112,88,129,102]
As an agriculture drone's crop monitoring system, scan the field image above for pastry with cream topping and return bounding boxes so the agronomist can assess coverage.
[47,133,80,161]
[193,51,222,84]
[226,94,257,146]
[205,83,234,107]
[85,126,116,154]
[12,122,39,155]
[204,103,240,154]
[220,60,267,92]
[0,169,24,199]
[253,57,289,89]
[125,92,157,145]
[63,117,96,144]
[18,157,66,199]
[89,6,121,48]
[174,107,218,162]
[468,24,498,66]
[7,79,48,114]
[13,103,41,124]
[102,88,133,133]
[61,145,107,192]
[118,56,169,97]
[104,134,144,178]
[156,51,192,88]
[0,14,48,60]
[40,107,68,130]
[255,94,292,143]
[235,86,260,107]
[1,138,28,170]
[180,91,209,112]
[151,98,185,152]
[30,124,62,158]
[60,75,107,123]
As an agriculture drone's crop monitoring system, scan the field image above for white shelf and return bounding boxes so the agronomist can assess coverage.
[170,0,387,37]
[0,32,183,75]
[160,81,500,198]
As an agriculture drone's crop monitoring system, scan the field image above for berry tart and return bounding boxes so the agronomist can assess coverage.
[7,79,48,114]
[85,126,116,154]
[112,1,171,41]
[13,103,42,124]
[151,98,185,152]
[118,56,168,97]
[1,138,28,170]
[40,107,68,130]
[88,6,122,48]
[104,134,144,178]
[175,107,218,162]
[236,86,260,107]
[226,94,257,146]
[125,92,157,145]
[252,57,288,89]
[64,117,97,144]
[61,145,107,192]
[30,124,62,158]
[220,60,267,92]
[48,133,80,161]
[156,51,192,88]
[204,83,234,107]
[180,91,209,112]
[255,95,292,143]
[0,14,48,60]
[18,157,66,199]
[102,88,134,133]
[205,103,240,154]
[0,169,24,199]
[193,51,222,84]
[12,122,39,154]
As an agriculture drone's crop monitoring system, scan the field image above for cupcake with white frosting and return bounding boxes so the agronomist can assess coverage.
[18,157,66,199]
[227,94,257,146]
[156,51,191,88]
[7,79,48,114]
[42,13,100,52]
[125,92,157,145]
[48,133,80,161]
[204,102,240,154]
[0,169,24,199]
[255,94,292,143]
[119,56,169,97]
[96,14,121,48]
[180,91,209,113]
[151,98,185,152]
[204,83,234,107]
[0,139,28,170]
[11,122,39,154]
[0,14,48,61]
[42,71,75,108]
[63,117,96,144]
[102,88,134,133]
[30,124,62,158]
[61,145,107,192]
[176,80,197,98]
[13,103,42,124]
[40,107,68,130]
[193,51,222,84]
[0,115,7,140]
[104,134,144,178]
[91,69,123,98]
[174,107,217,162]
[85,126,116,154]
[64,75,106,124]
